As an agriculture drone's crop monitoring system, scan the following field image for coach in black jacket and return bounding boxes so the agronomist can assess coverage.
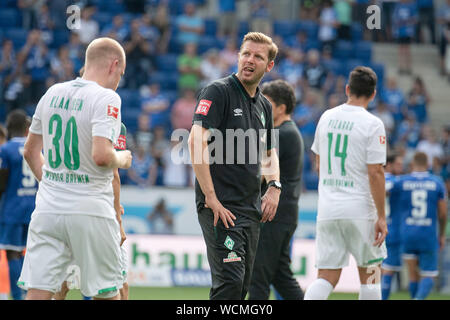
[249,79,305,300]
[188,32,282,300]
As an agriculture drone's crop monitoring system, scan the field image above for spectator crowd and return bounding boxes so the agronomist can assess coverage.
[0,0,448,191]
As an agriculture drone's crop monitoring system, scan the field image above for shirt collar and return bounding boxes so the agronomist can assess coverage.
[231,73,260,103]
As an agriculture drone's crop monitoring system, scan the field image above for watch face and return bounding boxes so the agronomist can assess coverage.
[275,181,281,188]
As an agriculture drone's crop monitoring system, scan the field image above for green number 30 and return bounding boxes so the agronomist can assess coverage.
[48,114,80,170]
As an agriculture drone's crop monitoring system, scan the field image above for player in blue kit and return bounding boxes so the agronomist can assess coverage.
[394,152,447,300]
[0,110,36,300]
[381,153,404,300]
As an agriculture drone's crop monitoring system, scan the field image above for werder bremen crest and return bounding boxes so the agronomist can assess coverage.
[224,236,234,250]
[260,111,266,127]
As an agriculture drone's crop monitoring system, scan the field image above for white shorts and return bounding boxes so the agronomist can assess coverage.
[18,213,122,298]
[119,245,128,284]
[62,243,128,294]
[315,219,387,269]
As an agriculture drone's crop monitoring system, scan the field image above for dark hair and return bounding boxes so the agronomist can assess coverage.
[412,151,428,167]
[386,153,400,165]
[6,109,30,138]
[348,66,377,98]
[261,79,296,115]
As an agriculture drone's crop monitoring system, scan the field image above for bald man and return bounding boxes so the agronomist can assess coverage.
[17,37,132,300]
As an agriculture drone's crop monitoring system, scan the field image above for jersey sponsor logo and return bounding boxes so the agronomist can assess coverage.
[223,251,242,263]
[195,100,212,116]
[108,105,119,119]
[379,135,386,144]
[224,236,235,250]
[114,134,127,150]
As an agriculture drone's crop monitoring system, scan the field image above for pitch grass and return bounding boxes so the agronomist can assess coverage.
[65,286,450,300]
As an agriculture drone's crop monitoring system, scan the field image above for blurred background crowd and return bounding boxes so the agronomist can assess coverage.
[0,0,448,192]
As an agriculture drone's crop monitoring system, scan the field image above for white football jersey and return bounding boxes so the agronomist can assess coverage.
[311,104,386,221]
[29,77,121,220]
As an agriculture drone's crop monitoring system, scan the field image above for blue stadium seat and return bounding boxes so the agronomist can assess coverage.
[93,12,113,30]
[197,36,221,54]
[5,28,28,49]
[192,0,206,5]
[296,21,319,39]
[155,54,179,72]
[163,90,179,104]
[351,23,363,43]
[168,0,185,16]
[273,21,297,38]
[121,107,141,133]
[1,0,18,8]
[169,15,179,38]
[149,72,178,91]
[117,89,141,110]
[121,13,135,24]
[333,40,354,60]
[354,41,372,63]
[322,58,345,76]
[368,62,385,88]
[167,37,183,54]
[50,30,70,49]
[0,9,21,28]
[238,21,249,39]
[204,18,217,37]
[345,59,365,75]
[97,0,125,14]
[305,40,321,51]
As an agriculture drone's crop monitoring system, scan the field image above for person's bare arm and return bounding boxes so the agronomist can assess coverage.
[261,148,281,223]
[368,163,388,247]
[112,168,126,246]
[23,133,45,182]
[438,199,448,250]
[188,124,235,228]
[92,136,132,169]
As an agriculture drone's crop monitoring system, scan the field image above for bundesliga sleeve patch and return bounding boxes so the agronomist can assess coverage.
[379,136,386,144]
[195,100,212,116]
[108,105,119,119]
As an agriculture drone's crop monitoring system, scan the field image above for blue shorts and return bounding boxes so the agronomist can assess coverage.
[382,243,403,272]
[0,222,29,252]
[403,247,439,277]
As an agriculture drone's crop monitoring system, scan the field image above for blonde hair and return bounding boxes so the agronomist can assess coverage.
[84,37,126,70]
[240,32,278,62]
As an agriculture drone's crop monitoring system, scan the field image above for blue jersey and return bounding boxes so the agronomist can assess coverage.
[385,173,402,245]
[0,137,37,224]
[393,172,447,251]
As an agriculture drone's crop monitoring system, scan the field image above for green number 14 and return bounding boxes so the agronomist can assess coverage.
[327,132,348,176]
[48,114,80,170]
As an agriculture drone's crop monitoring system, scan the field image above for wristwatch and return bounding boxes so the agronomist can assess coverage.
[267,180,282,191]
